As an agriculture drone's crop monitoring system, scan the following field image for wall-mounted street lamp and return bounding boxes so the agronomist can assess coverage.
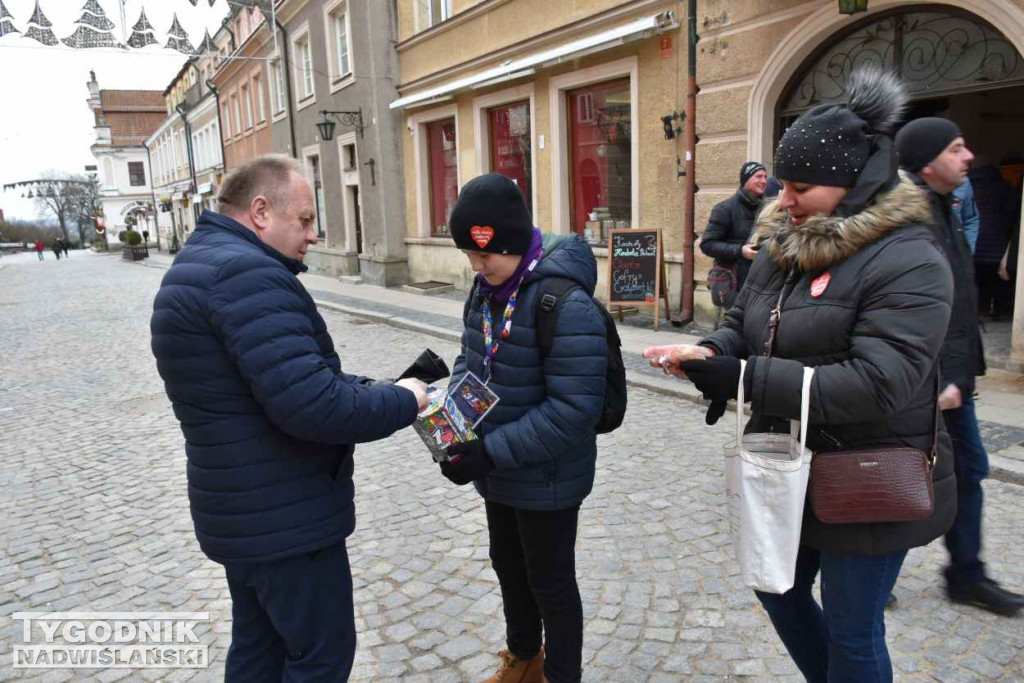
[316,108,365,140]
[838,0,868,14]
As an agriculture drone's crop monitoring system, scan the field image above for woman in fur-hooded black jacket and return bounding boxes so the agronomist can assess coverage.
[645,69,955,683]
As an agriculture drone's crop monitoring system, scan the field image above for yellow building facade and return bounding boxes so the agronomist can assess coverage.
[394,0,1024,370]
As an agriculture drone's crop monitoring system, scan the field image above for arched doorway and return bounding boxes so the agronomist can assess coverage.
[748,0,1024,371]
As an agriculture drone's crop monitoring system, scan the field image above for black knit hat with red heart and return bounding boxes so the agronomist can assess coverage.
[449,173,533,255]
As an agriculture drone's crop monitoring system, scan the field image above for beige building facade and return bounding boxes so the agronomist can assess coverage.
[693,0,1024,371]
[394,0,1024,371]
[393,0,687,299]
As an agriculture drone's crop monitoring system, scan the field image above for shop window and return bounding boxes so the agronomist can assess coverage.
[567,79,631,244]
[426,118,457,237]
[487,101,531,213]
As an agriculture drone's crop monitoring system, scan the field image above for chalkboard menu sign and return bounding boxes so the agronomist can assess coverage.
[607,229,668,328]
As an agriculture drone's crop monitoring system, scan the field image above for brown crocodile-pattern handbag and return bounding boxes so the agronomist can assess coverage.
[762,282,938,524]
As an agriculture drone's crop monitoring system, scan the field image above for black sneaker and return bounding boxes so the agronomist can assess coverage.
[947,578,1024,616]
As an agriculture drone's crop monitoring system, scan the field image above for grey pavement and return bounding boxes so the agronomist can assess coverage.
[1,253,1023,682]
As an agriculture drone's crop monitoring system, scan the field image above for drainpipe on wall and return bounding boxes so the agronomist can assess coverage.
[143,140,161,252]
[175,103,199,222]
[206,79,228,172]
[677,0,698,324]
[275,18,298,158]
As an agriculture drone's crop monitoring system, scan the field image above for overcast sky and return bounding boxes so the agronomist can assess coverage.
[0,0,234,221]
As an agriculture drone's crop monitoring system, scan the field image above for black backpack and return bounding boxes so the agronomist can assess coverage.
[462,278,627,433]
[535,278,627,434]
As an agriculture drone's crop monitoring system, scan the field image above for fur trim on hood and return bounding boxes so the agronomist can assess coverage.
[755,176,931,272]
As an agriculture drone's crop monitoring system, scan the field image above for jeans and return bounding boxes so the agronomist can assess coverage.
[223,542,356,683]
[486,501,583,683]
[756,545,907,683]
[943,395,990,587]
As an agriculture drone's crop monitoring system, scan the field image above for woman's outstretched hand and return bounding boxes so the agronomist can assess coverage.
[641,344,715,380]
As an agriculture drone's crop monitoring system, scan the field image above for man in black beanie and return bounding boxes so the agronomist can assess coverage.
[699,161,767,309]
[896,118,1024,616]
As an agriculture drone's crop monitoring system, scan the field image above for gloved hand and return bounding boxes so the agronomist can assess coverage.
[679,357,747,426]
[440,439,494,485]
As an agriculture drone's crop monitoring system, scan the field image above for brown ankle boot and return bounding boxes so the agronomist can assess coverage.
[480,648,544,683]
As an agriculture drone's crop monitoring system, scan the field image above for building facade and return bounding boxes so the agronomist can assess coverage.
[690,0,1024,369]
[86,71,165,246]
[392,0,685,299]
[213,4,276,173]
[269,0,410,285]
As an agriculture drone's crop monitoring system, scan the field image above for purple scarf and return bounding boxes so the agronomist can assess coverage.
[476,227,544,305]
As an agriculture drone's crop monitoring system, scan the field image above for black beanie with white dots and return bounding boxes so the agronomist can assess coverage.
[773,68,908,188]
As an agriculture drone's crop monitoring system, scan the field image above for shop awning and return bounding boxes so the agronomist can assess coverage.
[390,11,676,110]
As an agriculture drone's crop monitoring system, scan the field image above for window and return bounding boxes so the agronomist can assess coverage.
[242,85,253,129]
[232,95,241,136]
[222,104,232,139]
[331,9,350,80]
[254,75,266,122]
[297,36,313,99]
[309,155,325,238]
[272,59,286,114]
[567,79,631,243]
[426,117,457,237]
[487,101,531,212]
[417,0,451,30]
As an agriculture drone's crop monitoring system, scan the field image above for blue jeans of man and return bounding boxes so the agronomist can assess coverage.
[223,542,356,683]
[942,395,989,587]
[756,545,907,683]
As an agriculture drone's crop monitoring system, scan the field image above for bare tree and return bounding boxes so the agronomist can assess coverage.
[28,171,99,244]
[0,218,57,244]
[65,174,101,246]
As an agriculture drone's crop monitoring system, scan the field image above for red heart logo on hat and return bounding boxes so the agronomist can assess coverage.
[470,225,494,248]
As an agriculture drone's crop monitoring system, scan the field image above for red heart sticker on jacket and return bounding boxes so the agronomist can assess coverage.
[810,271,831,298]
[470,225,494,248]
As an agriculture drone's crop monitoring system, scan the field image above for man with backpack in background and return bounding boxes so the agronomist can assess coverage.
[442,173,623,683]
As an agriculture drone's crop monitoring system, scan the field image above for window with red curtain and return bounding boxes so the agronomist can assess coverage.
[567,78,631,245]
[488,101,531,213]
[427,118,457,236]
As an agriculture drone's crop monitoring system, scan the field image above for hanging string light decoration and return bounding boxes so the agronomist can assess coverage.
[63,0,123,49]
[194,28,215,55]
[164,12,194,54]
[24,0,57,46]
[126,7,158,49]
[0,0,19,38]
[0,1,278,59]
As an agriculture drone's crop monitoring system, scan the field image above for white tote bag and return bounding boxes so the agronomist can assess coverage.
[724,360,814,594]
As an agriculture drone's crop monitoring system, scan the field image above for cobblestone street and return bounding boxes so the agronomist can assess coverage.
[1,254,1023,682]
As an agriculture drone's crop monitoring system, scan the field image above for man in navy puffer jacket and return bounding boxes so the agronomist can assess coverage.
[150,155,428,682]
[440,174,607,683]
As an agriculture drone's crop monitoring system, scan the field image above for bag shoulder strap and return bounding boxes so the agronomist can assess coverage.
[930,372,942,466]
[535,277,582,357]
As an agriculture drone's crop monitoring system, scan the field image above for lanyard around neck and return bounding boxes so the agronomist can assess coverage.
[480,253,542,380]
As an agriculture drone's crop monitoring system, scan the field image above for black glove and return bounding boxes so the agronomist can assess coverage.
[679,357,749,426]
[440,439,494,485]
[398,349,451,384]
